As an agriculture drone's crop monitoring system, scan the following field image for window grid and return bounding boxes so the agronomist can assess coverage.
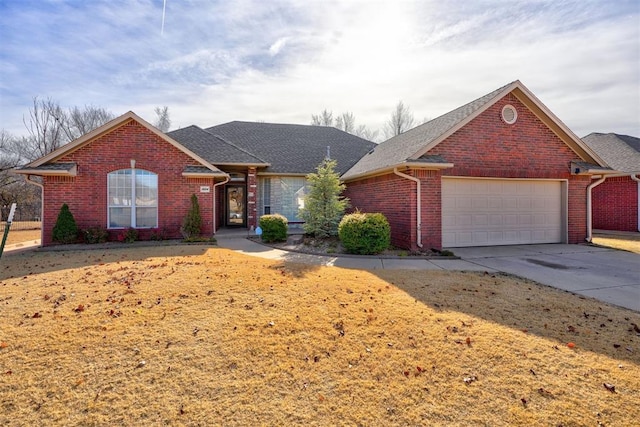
[108,169,158,229]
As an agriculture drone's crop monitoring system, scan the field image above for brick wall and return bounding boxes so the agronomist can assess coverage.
[344,170,442,250]
[42,120,215,245]
[593,176,638,231]
[345,93,593,248]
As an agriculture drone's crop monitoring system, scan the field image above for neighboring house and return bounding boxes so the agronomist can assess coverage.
[15,114,375,246]
[581,133,640,232]
[342,80,610,249]
[17,80,615,249]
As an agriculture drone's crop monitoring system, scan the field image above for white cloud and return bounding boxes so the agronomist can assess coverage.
[0,0,638,139]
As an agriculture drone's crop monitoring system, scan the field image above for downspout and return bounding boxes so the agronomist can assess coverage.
[632,174,640,232]
[25,175,44,246]
[586,175,606,243]
[393,168,422,248]
[212,175,229,235]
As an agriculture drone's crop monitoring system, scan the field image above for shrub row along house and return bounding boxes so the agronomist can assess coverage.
[16,80,638,249]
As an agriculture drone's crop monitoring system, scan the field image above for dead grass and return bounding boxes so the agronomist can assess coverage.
[592,234,640,254]
[1,245,638,426]
[2,229,41,247]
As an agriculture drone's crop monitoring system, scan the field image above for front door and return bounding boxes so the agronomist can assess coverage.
[226,185,245,227]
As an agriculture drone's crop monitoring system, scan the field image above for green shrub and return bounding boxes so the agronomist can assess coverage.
[338,212,391,255]
[299,159,349,238]
[181,194,202,239]
[52,203,78,244]
[259,214,288,243]
[121,227,138,243]
[83,226,109,244]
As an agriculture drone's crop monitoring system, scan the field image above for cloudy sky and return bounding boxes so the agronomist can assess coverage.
[1,0,638,140]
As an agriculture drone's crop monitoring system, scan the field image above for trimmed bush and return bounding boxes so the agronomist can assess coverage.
[259,214,288,243]
[83,226,109,244]
[338,212,391,255]
[120,227,138,243]
[181,194,202,239]
[52,203,78,244]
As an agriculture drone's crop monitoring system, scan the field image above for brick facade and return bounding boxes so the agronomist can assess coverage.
[42,120,215,245]
[593,176,639,232]
[345,94,591,249]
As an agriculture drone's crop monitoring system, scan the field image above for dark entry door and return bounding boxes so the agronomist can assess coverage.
[226,185,245,227]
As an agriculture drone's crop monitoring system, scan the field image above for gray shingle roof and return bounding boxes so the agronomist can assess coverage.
[16,162,77,173]
[183,165,227,176]
[342,82,516,179]
[204,121,376,175]
[581,133,640,173]
[167,125,268,166]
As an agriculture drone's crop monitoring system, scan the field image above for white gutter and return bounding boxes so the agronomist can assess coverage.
[586,175,606,243]
[25,175,44,246]
[393,168,422,248]
[212,176,230,235]
[632,174,640,232]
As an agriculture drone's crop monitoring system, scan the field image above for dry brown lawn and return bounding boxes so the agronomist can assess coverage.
[592,234,640,254]
[2,229,41,247]
[1,245,638,426]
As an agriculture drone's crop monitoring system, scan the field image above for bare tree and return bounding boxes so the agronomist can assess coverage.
[154,106,171,132]
[311,109,334,126]
[312,109,379,141]
[384,101,415,138]
[354,124,379,142]
[17,97,115,162]
[334,112,356,134]
[67,105,115,139]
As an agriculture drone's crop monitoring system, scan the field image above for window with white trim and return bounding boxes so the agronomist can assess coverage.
[108,169,158,228]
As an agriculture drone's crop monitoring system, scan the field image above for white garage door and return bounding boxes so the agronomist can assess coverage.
[442,178,563,247]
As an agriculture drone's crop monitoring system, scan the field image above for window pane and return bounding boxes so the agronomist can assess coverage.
[271,177,307,222]
[109,207,131,228]
[136,207,157,228]
[108,169,157,229]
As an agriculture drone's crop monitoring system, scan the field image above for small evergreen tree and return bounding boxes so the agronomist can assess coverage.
[52,203,78,244]
[299,158,349,238]
[181,194,202,239]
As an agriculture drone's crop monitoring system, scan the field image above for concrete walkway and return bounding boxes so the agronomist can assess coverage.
[215,233,640,312]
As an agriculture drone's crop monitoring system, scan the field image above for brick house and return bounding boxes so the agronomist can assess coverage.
[342,80,610,249]
[17,80,615,249]
[16,113,375,245]
[581,133,640,232]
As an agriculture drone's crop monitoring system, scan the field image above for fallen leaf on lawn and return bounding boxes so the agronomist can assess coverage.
[74,304,85,313]
[603,383,616,393]
[0,342,7,349]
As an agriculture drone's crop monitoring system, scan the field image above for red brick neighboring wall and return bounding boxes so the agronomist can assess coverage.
[593,176,639,232]
[345,93,593,248]
[42,120,214,245]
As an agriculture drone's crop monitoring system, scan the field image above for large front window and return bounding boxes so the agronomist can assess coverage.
[258,177,307,224]
[108,169,158,228]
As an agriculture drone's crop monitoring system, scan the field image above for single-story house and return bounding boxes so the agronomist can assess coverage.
[16,115,375,245]
[581,133,640,232]
[341,80,611,249]
[17,80,614,249]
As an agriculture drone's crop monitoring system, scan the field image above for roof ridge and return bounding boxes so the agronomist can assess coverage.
[203,128,270,164]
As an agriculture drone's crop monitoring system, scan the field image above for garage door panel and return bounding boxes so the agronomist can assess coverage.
[443,179,563,247]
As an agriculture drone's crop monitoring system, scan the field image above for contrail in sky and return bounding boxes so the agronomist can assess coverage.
[161,0,167,35]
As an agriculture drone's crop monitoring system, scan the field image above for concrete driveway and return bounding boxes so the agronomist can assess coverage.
[449,244,640,312]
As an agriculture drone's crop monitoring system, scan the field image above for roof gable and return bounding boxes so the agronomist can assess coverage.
[582,133,640,173]
[18,112,225,177]
[343,80,606,180]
